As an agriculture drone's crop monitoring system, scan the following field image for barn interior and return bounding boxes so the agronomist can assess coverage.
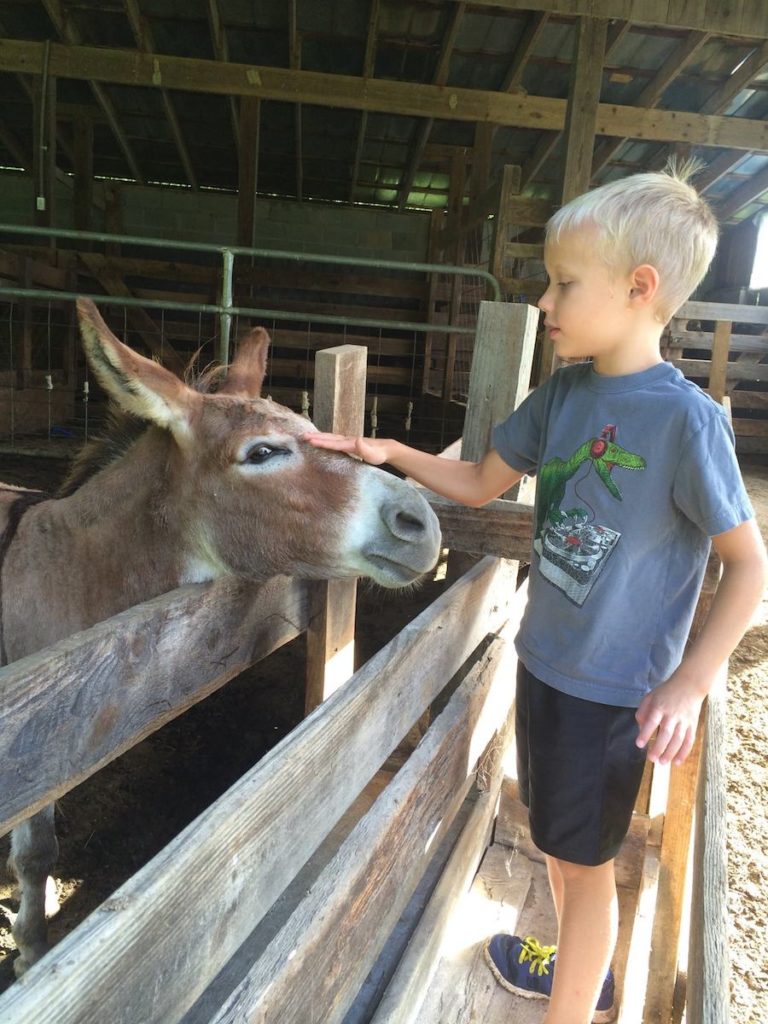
[0,3,767,1023]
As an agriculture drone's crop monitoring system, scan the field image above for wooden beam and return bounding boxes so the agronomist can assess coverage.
[4,40,768,153]
[456,0,768,38]
[425,494,533,562]
[562,17,608,204]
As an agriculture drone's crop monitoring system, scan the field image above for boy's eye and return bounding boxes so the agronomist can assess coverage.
[557,281,572,289]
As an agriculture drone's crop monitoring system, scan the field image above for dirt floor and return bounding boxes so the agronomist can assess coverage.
[0,452,765,1022]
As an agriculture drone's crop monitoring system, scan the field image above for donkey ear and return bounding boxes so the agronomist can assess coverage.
[217,327,269,398]
[77,298,199,438]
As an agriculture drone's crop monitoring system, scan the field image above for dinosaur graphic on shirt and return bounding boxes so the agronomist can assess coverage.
[535,425,646,605]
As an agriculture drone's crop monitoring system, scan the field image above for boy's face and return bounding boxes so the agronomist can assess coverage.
[538,229,653,373]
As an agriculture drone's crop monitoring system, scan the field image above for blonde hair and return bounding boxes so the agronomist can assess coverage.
[545,163,719,322]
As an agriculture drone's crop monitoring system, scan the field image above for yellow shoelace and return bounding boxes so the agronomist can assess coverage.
[518,936,557,976]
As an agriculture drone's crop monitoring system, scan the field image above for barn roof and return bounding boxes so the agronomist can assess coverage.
[0,1,767,224]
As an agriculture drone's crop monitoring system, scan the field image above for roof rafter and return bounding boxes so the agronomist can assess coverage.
[717,162,768,222]
[350,0,380,203]
[206,0,240,149]
[521,16,629,191]
[40,0,143,182]
[289,0,302,202]
[591,30,711,179]
[123,0,198,190]
[456,0,768,39]
[500,10,548,93]
[396,1,465,209]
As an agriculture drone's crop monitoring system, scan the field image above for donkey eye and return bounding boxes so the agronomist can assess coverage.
[245,444,280,464]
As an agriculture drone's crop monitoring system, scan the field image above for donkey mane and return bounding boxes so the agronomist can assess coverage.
[57,361,228,498]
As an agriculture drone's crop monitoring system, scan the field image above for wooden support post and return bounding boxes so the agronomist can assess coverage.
[423,209,444,396]
[19,257,33,390]
[708,320,732,403]
[442,153,466,406]
[237,96,260,248]
[305,345,367,714]
[561,17,607,206]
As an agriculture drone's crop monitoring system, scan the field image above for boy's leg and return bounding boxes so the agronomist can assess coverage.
[543,855,618,1024]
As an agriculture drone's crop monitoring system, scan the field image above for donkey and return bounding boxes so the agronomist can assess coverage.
[1,298,441,976]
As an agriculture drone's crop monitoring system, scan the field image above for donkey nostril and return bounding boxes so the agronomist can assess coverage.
[394,510,425,537]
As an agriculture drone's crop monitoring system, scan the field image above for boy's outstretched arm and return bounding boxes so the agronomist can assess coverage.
[303,433,524,507]
[635,517,767,766]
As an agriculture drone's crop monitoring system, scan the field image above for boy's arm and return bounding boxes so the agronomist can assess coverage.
[635,517,767,766]
[303,433,525,507]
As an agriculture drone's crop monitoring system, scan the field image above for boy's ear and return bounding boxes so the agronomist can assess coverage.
[628,264,661,307]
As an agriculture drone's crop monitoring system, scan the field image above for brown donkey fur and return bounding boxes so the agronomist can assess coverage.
[2,298,441,976]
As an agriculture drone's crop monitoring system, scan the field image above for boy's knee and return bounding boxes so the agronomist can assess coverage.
[550,855,614,885]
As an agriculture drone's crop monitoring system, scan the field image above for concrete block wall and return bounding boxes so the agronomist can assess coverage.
[0,173,431,265]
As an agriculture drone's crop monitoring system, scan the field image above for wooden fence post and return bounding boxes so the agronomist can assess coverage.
[462,300,539,464]
[305,345,367,713]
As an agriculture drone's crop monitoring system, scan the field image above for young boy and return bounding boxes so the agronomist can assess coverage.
[304,168,767,1023]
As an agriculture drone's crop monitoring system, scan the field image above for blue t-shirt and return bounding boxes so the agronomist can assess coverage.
[492,361,754,708]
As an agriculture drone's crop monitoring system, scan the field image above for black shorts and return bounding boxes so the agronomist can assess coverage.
[516,661,647,866]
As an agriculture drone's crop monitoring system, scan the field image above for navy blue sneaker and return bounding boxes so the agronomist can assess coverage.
[483,934,615,1022]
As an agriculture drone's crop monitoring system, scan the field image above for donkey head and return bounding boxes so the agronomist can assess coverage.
[76,299,441,587]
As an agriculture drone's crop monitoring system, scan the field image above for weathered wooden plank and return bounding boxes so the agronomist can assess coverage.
[424,492,534,560]
[686,669,730,1024]
[369,788,500,1024]
[708,320,732,403]
[674,359,768,383]
[731,418,768,437]
[209,608,522,1024]
[0,576,308,837]
[667,330,768,355]
[676,301,768,325]
[305,346,366,712]
[370,608,520,1024]
[616,817,663,1024]
[0,556,512,1024]
[414,845,534,1024]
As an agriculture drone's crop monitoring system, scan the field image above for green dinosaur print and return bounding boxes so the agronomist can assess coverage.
[536,436,646,538]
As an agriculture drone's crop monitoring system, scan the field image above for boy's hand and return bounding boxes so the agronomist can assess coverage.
[634,674,708,766]
[302,431,393,466]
